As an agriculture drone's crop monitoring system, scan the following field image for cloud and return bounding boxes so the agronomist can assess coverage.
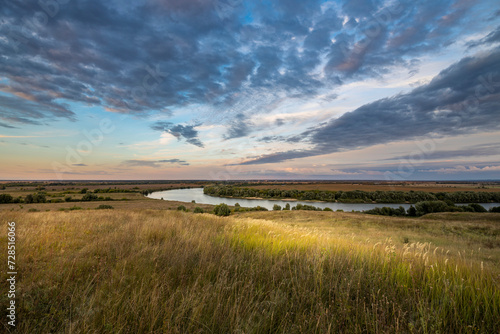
[423,165,500,174]
[0,0,491,129]
[150,121,204,147]
[224,113,252,139]
[0,94,75,126]
[123,159,189,167]
[384,143,500,161]
[467,25,500,49]
[239,48,500,165]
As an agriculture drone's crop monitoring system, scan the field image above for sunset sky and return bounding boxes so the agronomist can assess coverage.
[1,0,499,180]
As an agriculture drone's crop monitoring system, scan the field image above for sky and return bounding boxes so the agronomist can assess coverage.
[0,0,499,181]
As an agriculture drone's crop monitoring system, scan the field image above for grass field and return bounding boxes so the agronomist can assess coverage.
[1,208,499,333]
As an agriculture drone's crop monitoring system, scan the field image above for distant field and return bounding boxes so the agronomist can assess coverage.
[246,181,500,193]
[1,208,499,332]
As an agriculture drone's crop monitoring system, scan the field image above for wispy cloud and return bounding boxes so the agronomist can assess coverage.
[123,159,189,168]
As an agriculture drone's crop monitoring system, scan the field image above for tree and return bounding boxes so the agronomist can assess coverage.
[214,203,231,216]
[407,206,417,216]
[283,203,291,210]
[273,204,282,211]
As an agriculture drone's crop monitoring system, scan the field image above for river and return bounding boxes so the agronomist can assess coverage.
[147,188,500,212]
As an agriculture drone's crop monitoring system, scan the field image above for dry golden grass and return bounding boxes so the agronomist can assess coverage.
[0,209,499,333]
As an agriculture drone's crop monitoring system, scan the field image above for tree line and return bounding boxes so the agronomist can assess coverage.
[0,192,114,204]
[203,185,500,204]
[365,201,499,217]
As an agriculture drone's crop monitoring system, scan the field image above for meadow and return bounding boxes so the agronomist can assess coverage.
[1,207,499,333]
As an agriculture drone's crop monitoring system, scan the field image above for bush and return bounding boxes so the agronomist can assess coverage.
[80,188,88,194]
[96,205,114,210]
[25,193,46,204]
[283,203,291,210]
[28,208,39,212]
[81,193,98,201]
[407,206,417,216]
[193,207,204,213]
[64,195,73,202]
[273,204,282,211]
[489,206,500,213]
[0,194,13,204]
[466,203,487,213]
[323,207,333,211]
[415,201,450,216]
[213,203,231,216]
[177,205,188,212]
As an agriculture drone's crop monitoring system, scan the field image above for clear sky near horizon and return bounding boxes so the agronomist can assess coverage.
[0,0,499,181]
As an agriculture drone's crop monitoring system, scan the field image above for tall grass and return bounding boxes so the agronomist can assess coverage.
[1,210,499,333]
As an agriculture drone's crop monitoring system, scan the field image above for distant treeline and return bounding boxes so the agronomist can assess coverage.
[203,185,500,204]
[0,192,115,204]
[365,202,500,217]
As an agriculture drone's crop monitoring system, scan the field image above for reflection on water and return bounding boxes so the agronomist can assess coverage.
[148,188,500,212]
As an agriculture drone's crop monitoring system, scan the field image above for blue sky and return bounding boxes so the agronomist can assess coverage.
[0,0,499,180]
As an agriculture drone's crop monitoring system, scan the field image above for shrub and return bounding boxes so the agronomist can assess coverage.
[415,201,449,216]
[64,195,73,202]
[323,207,333,211]
[82,193,98,201]
[96,205,114,210]
[489,206,500,213]
[273,204,282,211]
[213,203,231,216]
[283,203,291,210]
[177,205,188,212]
[28,208,39,212]
[407,206,417,216]
[193,207,204,213]
[0,193,13,204]
[467,203,487,213]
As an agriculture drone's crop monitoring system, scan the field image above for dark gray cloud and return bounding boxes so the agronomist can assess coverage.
[224,113,252,139]
[0,94,75,126]
[150,121,204,147]
[467,25,500,49]
[239,48,500,165]
[123,159,189,167]
[0,0,494,128]
[384,144,500,161]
